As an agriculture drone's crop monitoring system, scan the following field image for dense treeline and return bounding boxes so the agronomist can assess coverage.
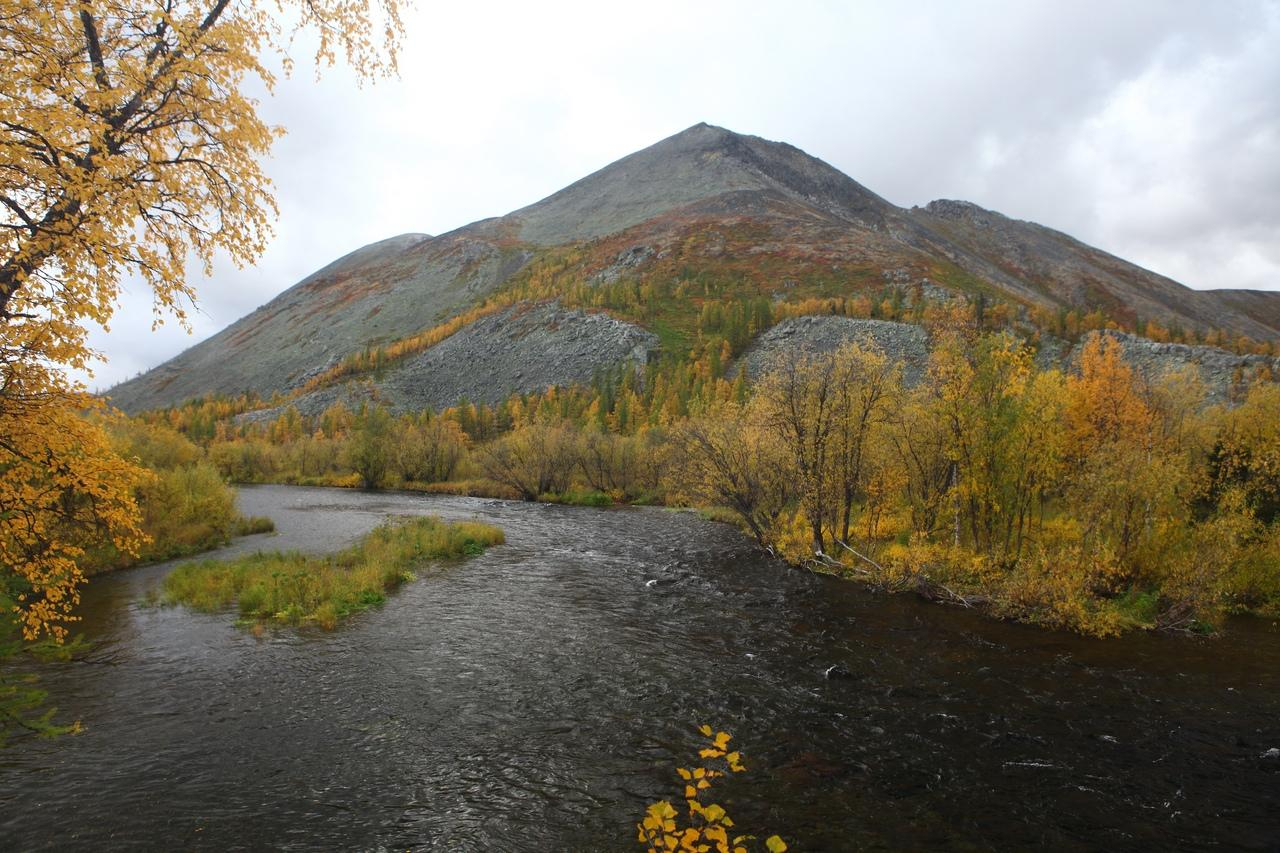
[143,317,1280,636]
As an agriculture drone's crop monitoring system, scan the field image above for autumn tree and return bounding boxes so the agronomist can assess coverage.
[669,406,792,549]
[345,405,393,489]
[0,0,403,653]
[1061,335,1169,567]
[392,414,469,485]
[1210,382,1280,524]
[928,331,1063,561]
[886,385,952,539]
[0,403,146,640]
[475,421,577,501]
[827,344,898,547]
[755,342,900,555]
[755,352,838,554]
[576,427,645,498]
[0,0,402,354]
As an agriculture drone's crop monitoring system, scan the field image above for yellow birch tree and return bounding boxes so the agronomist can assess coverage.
[0,0,403,641]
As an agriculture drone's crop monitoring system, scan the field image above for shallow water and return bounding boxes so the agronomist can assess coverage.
[0,485,1276,851]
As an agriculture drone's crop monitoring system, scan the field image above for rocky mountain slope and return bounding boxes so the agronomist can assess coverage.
[905,200,1278,338]
[107,123,1279,415]
[733,316,1276,405]
[111,230,532,411]
[238,302,658,423]
[737,317,931,386]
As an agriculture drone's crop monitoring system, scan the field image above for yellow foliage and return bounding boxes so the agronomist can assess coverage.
[638,726,782,853]
[0,0,403,378]
[0,393,146,639]
[755,341,898,555]
[669,407,793,548]
[1065,336,1156,451]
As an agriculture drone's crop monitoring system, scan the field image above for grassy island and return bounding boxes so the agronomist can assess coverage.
[158,515,503,629]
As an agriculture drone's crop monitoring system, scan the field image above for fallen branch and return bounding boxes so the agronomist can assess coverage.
[834,538,885,573]
[808,550,872,576]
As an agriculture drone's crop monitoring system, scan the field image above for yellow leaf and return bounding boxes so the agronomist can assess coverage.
[765,835,788,853]
[699,724,714,737]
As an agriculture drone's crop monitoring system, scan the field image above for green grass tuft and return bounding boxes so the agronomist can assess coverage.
[231,515,276,536]
[543,489,613,507]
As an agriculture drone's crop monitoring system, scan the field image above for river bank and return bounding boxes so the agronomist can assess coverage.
[0,484,1275,851]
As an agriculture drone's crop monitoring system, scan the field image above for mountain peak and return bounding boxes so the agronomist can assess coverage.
[659,121,749,148]
[510,123,894,244]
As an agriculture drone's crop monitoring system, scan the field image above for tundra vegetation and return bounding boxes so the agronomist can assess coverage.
[141,295,1280,637]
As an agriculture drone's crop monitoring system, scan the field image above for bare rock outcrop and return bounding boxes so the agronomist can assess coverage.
[382,302,657,411]
[1067,331,1279,405]
[238,301,658,423]
[735,316,930,385]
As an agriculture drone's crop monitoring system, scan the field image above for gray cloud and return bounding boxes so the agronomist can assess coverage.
[81,0,1280,390]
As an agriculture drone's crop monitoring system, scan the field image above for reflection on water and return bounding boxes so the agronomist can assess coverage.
[0,485,1276,851]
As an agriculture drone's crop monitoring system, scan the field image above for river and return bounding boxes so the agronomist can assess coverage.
[0,485,1276,851]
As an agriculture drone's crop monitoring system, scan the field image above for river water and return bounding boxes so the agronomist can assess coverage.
[0,485,1276,851]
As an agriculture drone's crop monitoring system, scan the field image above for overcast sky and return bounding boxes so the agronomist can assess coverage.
[83,0,1280,390]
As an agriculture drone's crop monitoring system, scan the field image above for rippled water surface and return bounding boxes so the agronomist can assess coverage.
[1,485,1277,851]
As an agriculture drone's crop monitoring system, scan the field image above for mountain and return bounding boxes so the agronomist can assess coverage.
[106,123,1279,414]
